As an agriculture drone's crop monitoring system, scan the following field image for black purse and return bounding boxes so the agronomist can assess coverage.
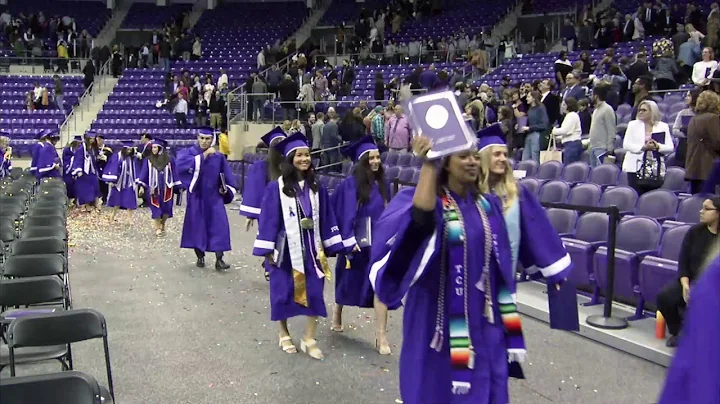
[635,150,665,190]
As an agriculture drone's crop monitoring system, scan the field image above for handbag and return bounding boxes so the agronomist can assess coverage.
[540,134,563,164]
[635,151,665,190]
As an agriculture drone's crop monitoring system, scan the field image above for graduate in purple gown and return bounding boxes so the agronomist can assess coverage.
[241,126,286,280]
[369,135,576,404]
[659,251,720,404]
[251,132,343,360]
[0,133,12,179]
[136,138,181,237]
[62,136,82,203]
[30,129,49,176]
[330,135,395,355]
[177,127,237,270]
[102,140,139,221]
[136,133,153,208]
[240,126,285,226]
[36,130,62,180]
[71,132,102,212]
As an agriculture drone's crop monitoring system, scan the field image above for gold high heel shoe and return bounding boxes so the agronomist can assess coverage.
[375,335,391,355]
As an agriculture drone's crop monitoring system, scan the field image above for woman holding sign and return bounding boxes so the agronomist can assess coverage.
[252,133,343,360]
[369,129,577,402]
[330,136,395,355]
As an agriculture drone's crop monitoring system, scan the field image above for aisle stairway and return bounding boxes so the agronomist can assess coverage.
[59,76,119,145]
[94,4,131,48]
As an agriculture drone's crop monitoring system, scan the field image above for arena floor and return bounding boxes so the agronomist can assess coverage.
[2,204,668,404]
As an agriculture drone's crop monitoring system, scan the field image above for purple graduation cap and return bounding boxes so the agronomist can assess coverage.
[84,130,96,139]
[151,138,167,148]
[46,129,60,139]
[342,135,378,163]
[121,140,135,148]
[197,126,217,146]
[73,135,83,142]
[36,129,49,140]
[476,123,506,152]
[274,132,309,157]
[261,126,286,147]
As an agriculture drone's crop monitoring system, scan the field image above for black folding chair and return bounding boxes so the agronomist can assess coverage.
[36,194,69,206]
[27,206,67,218]
[11,237,66,257]
[0,371,102,404]
[32,200,68,210]
[0,222,16,245]
[0,276,66,327]
[20,225,67,240]
[7,309,115,402]
[22,215,66,229]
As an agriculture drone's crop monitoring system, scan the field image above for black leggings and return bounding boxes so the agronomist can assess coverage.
[657,281,686,336]
[194,249,224,260]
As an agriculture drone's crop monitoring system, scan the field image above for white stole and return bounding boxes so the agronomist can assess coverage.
[278,177,325,279]
[82,143,95,175]
[116,154,137,191]
[148,160,174,193]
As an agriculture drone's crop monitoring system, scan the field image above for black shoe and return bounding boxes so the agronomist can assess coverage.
[666,335,679,348]
[196,257,205,268]
[215,259,230,271]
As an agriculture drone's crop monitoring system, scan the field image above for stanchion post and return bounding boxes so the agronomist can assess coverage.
[586,205,629,330]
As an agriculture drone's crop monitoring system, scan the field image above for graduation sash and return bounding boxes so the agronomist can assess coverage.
[115,155,137,192]
[148,161,175,208]
[278,177,331,307]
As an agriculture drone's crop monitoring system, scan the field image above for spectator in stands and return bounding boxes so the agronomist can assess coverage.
[53,75,64,116]
[209,91,224,129]
[622,100,674,195]
[686,91,720,193]
[633,7,645,40]
[692,47,718,87]
[174,93,188,128]
[298,74,315,120]
[311,112,325,151]
[554,51,573,87]
[678,37,701,82]
[57,39,69,73]
[321,111,342,169]
[560,72,585,113]
[562,17,576,52]
[630,75,653,120]
[384,105,412,152]
[578,51,595,76]
[339,108,365,143]
[257,48,265,70]
[626,53,650,102]
[539,79,560,127]
[203,77,215,103]
[32,82,44,110]
[657,196,720,347]
[373,73,385,106]
[313,70,328,101]
[520,91,548,164]
[552,97,583,164]
[588,84,616,167]
[110,45,122,78]
[340,60,355,96]
[217,68,228,91]
[652,49,679,91]
[596,65,627,110]
[497,105,515,150]
[673,89,700,134]
[266,64,282,97]
[577,98,591,135]
[158,36,171,71]
[251,77,268,122]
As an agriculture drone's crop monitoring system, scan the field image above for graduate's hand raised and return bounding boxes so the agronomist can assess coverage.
[411,135,433,159]
[353,245,361,253]
[204,147,217,157]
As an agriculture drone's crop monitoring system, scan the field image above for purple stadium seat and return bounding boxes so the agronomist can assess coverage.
[546,208,578,238]
[634,189,679,222]
[639,224,692,308]
[398,167,416,183]
[538,180,570,204]
[385,151,400,166]
[616,104,632,117]
[589,164,620,187]
[561,161,591,184]
[567,183,602,207]
[662,193,707,230]
[385,166,401,181]
[599,186,638,215]
[518,178,540,195]
[536,161,563,181]
[397,153,413,167]
[594,216,662,319]
[562,212,609,300]
[661,167,688,193]
[515,160,538,177]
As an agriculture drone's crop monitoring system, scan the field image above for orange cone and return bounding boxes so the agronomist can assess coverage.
[656,311,666,339]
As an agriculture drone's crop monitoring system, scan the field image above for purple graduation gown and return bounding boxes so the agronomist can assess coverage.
[658,255,720,404]
[369,188,576,404]
[30,141,44,175]
[136,158,181,219]
[36,141,61,179]
[102,152,139,210]
[70,143,101,205]
[177,146,237,253]
[239,160,268,219]
[252,181,343,321]
[62,147,76,199]
[0,148,11,179]
[331,176,395,308]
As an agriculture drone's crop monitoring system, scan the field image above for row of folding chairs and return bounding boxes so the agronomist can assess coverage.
[0,174,115,404]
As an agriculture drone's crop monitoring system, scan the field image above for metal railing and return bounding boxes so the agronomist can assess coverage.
[314,49,473,69]
[58,59,113,145]
[0,57,92,75]
[244,97,428,126]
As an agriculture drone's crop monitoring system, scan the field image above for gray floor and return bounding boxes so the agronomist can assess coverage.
[3,205,669,404]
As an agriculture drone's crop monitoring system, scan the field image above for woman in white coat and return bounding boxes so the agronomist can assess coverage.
[622,100,674,195]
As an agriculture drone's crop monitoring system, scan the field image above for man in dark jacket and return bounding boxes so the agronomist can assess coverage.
[340,60,355,96]
[266,64,282,96]
[277,74,298,120]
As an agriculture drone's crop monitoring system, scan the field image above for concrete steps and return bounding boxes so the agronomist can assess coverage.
[284,0,332,48]
[59,76,119,144]
[95,5,130,48]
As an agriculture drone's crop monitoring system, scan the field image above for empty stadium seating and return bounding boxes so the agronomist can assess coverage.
[121,3,192,29]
